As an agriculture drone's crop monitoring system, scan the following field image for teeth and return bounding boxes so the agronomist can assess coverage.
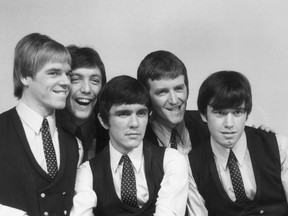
[77,99,91,103]
[75,98,92,106]
[54,91,66,95]
[167,106,180,111]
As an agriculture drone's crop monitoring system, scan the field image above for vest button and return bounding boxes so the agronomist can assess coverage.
[64,210,67,215]
[260,210,264,214]
[43,212,49,216]
[40,193,45,198]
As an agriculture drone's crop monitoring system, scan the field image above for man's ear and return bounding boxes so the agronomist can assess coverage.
[200,113,208,123]
[20,76,31,86]
[97,113,109,130]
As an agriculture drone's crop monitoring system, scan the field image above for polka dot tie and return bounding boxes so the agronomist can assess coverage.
[227,150,249,204]
[42,118,58,178]
[170,128,178,149]
[120,155,138,208]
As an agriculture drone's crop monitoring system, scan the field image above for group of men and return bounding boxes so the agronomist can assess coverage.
[0,32,287,216]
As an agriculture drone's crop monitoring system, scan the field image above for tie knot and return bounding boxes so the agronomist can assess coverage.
[42,118,49,130]
[228,150,238,166]
[121,154,131,164]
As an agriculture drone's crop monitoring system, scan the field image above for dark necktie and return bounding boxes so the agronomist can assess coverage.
[227,150,249,204]
[42,118,58,178]
[120,155,138,208]
[170,128,178,149]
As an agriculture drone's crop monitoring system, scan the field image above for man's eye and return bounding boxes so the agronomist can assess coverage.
[234,110,245,116]
[175,86,184,92]
[49,72,57,76]
[70,76,80,83]
[91,79,101,85]
[213,111,225,116]
[137,110,148,117]
[118,112,130,117]
[155,90,168,96]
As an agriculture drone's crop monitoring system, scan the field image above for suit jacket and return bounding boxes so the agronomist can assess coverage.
[0,108,79,216]
[145,110,209,149]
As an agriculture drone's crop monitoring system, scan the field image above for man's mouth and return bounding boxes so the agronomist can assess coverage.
[75,98,93,106]
[222,131,236,136]
[166,104,182,111]
[53,90,68,96]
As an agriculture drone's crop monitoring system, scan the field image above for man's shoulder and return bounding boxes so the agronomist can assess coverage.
[0,107,17,121]
[184,109,201,118]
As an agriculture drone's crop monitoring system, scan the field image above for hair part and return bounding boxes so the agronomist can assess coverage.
[98,75,150,125]
[13,33,71,98]
[197,71,252,116]
[137,50,189,93]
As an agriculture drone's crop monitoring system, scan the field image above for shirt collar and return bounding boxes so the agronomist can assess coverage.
[110,141,143,174]
[150,117,185,147]
[16,100,56,135]
[211,132,247,170]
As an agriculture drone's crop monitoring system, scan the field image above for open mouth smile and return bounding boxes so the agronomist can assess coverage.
[166,104,182,111]
[75,98,94,106]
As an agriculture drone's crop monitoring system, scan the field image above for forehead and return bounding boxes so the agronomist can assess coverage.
[71,67,101,77]
[38,62,71,73]
[109,103,148,113]
[147,75,185,90]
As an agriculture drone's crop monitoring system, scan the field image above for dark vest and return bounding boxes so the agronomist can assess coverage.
[0,108,79,216]
[189,127,288,216]
[89,140,165,216]
[145,110,209,149]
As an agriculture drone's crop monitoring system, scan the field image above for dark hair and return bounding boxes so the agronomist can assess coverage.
[13,33,71,98]
[66,45,106,85]
[137,50,189,93]
[197,71,252,115]
[98,75,150,125]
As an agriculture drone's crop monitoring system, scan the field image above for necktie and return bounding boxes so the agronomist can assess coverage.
[120,155,138,208]
[170,128,178,149]
[227,150,249,204]
[42,118,58,178]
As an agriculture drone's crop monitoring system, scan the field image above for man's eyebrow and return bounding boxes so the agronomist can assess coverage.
[114,109,131,114]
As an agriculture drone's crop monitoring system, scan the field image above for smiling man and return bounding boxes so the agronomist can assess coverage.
[0,33,81,216]
[189,71,288,215]
[57,45,107,162]
[137,50,209,215]
[70,75,188,216]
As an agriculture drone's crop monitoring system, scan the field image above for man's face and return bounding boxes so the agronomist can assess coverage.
[102,103,148,154]
[201,105,247,149]
[65,67,103,125]
[148,75,188,129]
[22,62,70,116]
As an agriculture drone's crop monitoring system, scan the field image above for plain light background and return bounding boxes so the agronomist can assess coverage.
[1,0,288,135]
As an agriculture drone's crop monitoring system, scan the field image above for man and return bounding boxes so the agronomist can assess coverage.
[57,45,108,162]
[137,50,209,215]
[0,33,80,216]
[189,71,288,215]
[70,75,188,216]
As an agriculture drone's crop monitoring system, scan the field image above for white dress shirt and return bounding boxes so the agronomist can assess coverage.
[212,132,288,202]
[16,101,61,171]
[188,131,288,214]
[70,141,188,216]
[150,118,208,216]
